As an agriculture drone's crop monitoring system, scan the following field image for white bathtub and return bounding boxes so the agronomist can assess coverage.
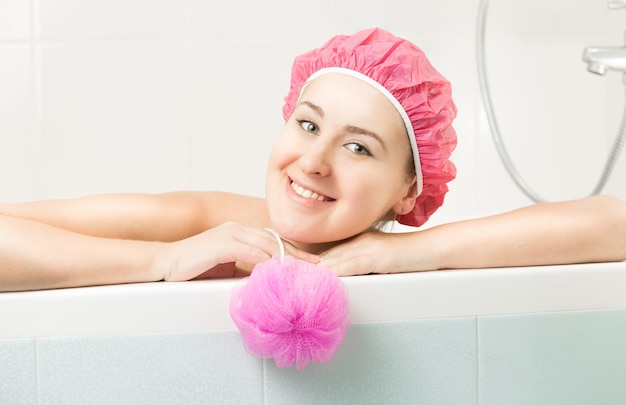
[2,261,626,404]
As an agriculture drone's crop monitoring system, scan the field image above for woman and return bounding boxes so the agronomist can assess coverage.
[1,28,625,292]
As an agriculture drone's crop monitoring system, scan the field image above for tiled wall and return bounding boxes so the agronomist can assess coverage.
[3,309,626,404]
[1,0,624,221]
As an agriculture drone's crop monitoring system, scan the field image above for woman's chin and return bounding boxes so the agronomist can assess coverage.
[275,227,321,245]
[268,210,355,251]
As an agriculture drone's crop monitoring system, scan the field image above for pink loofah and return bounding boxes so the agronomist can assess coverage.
[229,255,350,371]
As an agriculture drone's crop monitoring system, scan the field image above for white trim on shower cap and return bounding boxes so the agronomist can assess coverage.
[302,67,423,197]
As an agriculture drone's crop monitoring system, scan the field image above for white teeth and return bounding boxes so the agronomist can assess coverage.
[291,181,329,201]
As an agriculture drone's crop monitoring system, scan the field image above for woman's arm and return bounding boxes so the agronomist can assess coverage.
[0,215,302,292]
[437,195,626,269]
[0,214,164,291]
[320,195,626,275]
[0,191,269,241]
[0,192,304,292]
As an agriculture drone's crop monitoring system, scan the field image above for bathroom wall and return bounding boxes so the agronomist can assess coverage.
[0,0,624,221]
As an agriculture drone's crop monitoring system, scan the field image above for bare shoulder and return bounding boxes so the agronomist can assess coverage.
[521,194,625,214]
[568,195,626,216]
[193,191,269,229]
[591,195,626,223]
[141,191,269,239]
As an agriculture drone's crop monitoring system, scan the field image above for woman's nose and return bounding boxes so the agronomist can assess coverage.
[298,141,332,177]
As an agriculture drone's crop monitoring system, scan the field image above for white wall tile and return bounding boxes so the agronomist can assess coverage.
[38,42,188,198]
[0,45,40,203]
[187,40,318,197]
[37,331,263,404]
[486,0,623,35]
[188,0,336,40]
[0,0,31,40]
[0,338,37,404]
[265,319,477,404]
[479,310,626,404]
[334,0,479,36]
[37,0,186,40]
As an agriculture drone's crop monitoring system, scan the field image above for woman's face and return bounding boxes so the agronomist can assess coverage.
[265,73,417,251]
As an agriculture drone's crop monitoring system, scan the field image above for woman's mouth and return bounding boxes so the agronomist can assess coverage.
[290,180,334,202]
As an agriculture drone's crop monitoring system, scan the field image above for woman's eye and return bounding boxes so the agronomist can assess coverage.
[346,142,371,156]
[298,120,318,133]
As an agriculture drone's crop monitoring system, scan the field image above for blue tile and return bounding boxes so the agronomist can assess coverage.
[479,309,626,405]
[37,331,263,405]
[265,317,478,405]
[0,338,37,404]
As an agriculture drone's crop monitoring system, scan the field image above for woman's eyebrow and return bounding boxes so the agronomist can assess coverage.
[344,126,388,153]
[299,101,325,118]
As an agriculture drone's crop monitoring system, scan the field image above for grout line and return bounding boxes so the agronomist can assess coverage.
[0,40,31,45]
[475,316,481,405]
[31,0,43,199]
[31,0,39,40]
[183,39,191,188]
[1,37,294,46]
[32,36,43,198]
[183,0,192,189]
[33,338,40,404]
[262,359,267,404]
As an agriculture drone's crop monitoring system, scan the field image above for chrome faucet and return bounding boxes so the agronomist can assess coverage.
[582,0,626,75]
[583,42,626,75]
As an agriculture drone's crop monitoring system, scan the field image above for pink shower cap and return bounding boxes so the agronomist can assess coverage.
[282,28,457,227]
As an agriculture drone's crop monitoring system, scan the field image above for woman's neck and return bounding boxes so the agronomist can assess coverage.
[288,239,341,255]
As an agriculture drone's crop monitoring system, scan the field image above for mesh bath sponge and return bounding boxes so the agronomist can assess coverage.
[282,27,458,227]
[230,231,350,371]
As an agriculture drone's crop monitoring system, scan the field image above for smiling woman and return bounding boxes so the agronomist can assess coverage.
[281,31,458,229]
[0,27,625,292]
[265,73,418,248]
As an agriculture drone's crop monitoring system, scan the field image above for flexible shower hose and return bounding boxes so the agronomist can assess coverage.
[476,0,626,203]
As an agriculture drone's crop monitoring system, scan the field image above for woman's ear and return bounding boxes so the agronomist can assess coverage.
[392,178,418,216]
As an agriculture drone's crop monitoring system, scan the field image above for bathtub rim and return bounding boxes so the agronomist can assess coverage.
[2,260,626,339]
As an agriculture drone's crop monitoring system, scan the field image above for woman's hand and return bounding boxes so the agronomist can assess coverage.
[318,231,440,276]
[157,222,318,281]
